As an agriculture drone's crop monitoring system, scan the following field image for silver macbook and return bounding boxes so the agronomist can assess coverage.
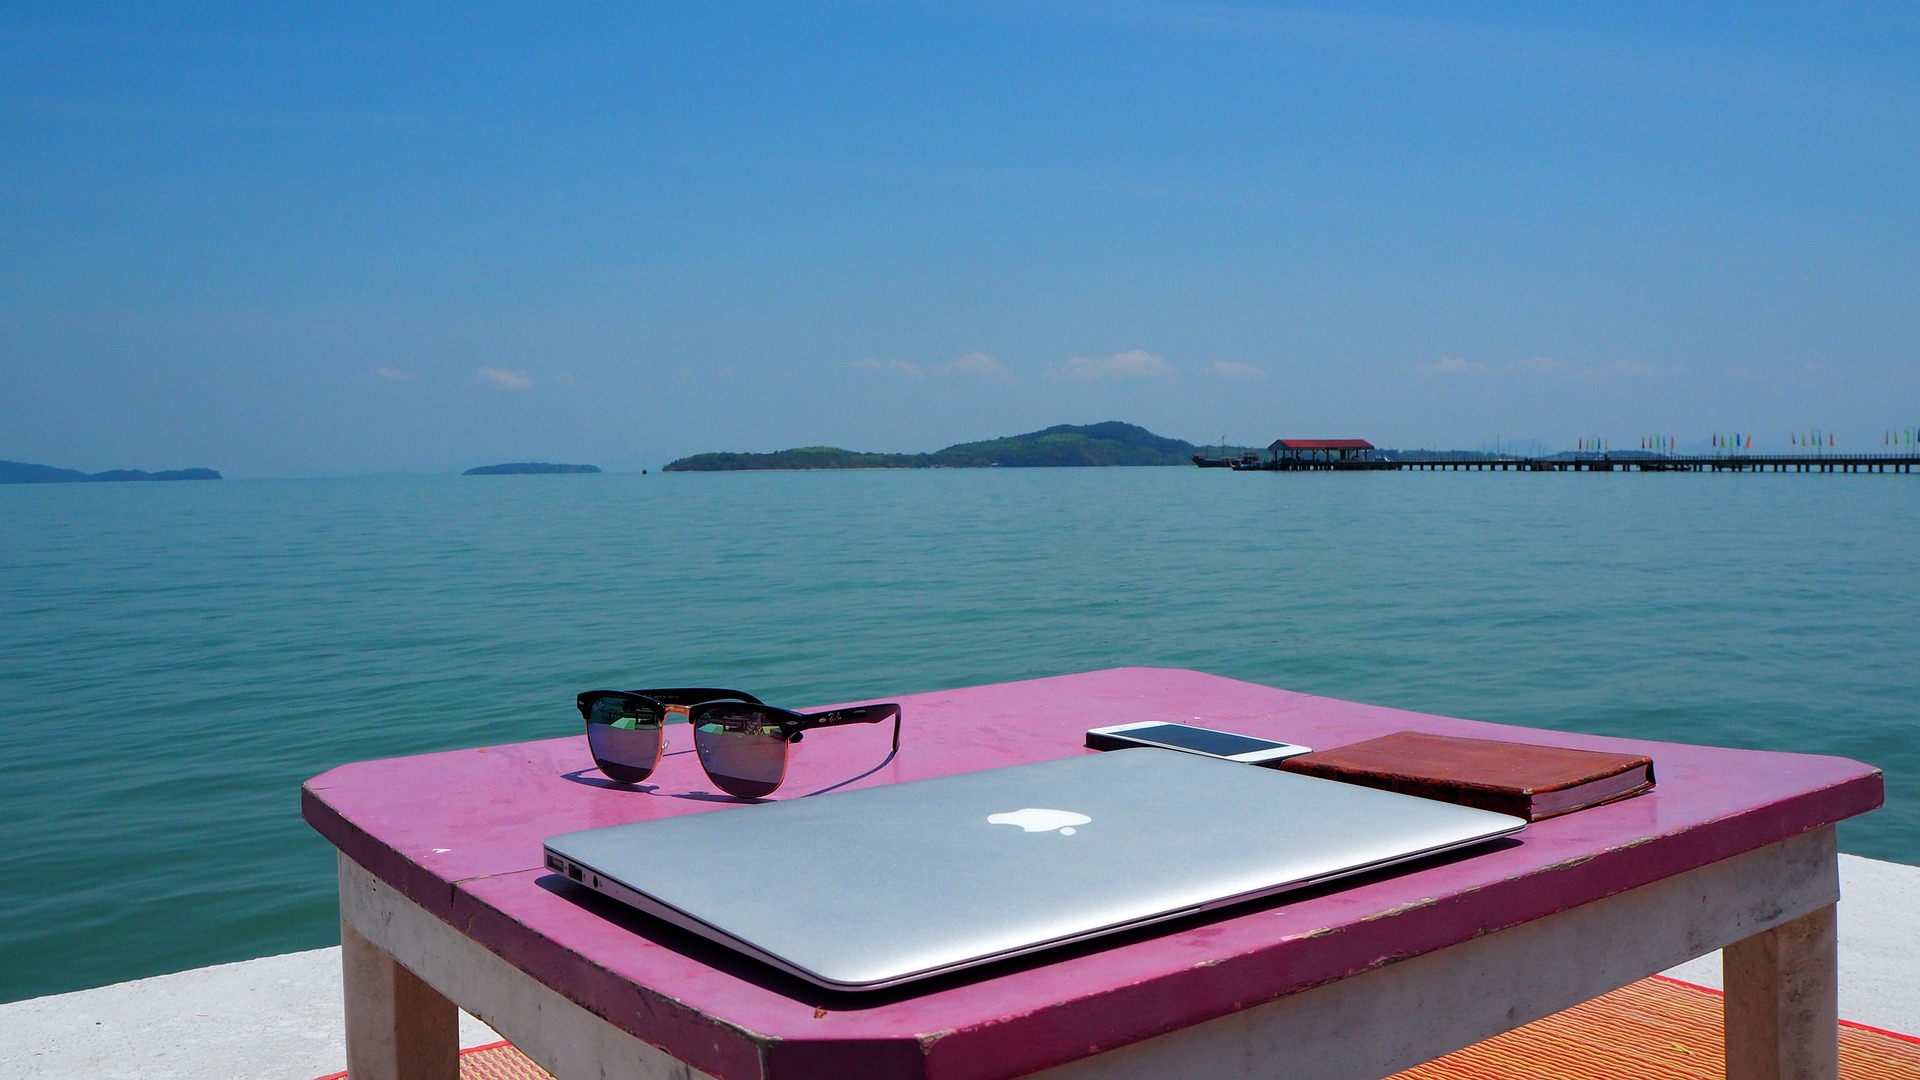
[543,748,1525,990]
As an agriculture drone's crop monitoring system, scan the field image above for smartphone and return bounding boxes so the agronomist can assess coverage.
[1084,722,1311,765]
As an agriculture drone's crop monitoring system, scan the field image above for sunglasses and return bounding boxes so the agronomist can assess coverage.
[575,687,903,799]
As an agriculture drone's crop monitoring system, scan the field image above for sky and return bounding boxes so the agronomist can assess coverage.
[2,2,1916,477]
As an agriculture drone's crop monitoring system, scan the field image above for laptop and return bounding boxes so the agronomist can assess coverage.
[543,747,1525,990]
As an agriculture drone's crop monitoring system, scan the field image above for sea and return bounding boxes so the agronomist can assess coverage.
[2,467,1915,1004]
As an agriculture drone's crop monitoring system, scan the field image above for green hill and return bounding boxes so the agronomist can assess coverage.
[663,422,1198,471]
[663,447,922,471]
[0,460,221,484]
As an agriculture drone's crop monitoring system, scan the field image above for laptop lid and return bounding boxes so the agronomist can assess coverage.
[543,748,1525,991]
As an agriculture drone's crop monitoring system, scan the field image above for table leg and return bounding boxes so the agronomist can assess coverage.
[341,917,459,1080]
[1030,827,1840,1080]
[1724,902,1839,1080]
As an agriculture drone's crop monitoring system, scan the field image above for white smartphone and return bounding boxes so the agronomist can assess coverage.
[1084,721,1312,765]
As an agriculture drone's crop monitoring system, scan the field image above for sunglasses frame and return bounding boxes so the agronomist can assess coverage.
[575,687,902,798]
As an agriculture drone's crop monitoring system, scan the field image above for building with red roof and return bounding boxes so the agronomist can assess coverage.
[1267,439,1376,463]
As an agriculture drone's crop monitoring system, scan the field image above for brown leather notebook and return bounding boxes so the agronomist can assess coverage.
[1277,731,1655,821]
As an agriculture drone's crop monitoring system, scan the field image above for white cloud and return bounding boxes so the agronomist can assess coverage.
[1060,349,1175,379]
[854,351,1008,379]
[477,367,532,390]
[943,350,1007,377]
[1425,356,1490,375]
[1208,360,1264,380]
[374,367,416,381]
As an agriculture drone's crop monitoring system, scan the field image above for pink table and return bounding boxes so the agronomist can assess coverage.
[303,668,1882,1080]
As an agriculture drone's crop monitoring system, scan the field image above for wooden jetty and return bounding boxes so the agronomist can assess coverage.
[1227,453,1918,474]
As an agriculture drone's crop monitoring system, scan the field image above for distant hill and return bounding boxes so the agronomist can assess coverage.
[667,447,923,471]
[930,422,1199,467]
[0,460,221,484]
[664,422,1199,471]
[464,462,602,475]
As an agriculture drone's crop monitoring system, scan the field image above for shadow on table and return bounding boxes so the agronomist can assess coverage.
[557,767,747,802]
[534,835,1524,1011]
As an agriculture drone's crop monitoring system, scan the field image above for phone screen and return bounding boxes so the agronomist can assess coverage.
[1126,724,1284,757]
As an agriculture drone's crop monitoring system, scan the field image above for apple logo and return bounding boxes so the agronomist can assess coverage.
[988,808,1092,836]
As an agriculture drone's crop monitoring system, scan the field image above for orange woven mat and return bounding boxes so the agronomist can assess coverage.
[1393,975,1920,1080]
[314,1040,553,1080]
[321,977,1920,1079]
[449,1041,554,1080]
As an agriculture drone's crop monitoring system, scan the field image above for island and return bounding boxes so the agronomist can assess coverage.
[0,460,222,484]
[463,462,602,476]
[664,422,1199,471]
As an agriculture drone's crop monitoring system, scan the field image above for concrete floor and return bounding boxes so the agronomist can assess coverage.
[2,854,1914,1080]
[0,950,498,1080]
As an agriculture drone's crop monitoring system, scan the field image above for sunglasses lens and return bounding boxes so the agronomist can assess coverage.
[691,704,790,798]
[584,696,664,783]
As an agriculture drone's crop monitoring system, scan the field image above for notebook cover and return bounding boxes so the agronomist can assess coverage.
[1278,731,1655,821]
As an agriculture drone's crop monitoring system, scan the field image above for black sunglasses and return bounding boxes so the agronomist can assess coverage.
[575,687,903,799]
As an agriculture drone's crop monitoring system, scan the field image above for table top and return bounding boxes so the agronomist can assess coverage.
[303,668,1883,1080]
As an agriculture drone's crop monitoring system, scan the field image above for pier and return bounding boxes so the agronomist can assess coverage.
[1227,453,1920,474]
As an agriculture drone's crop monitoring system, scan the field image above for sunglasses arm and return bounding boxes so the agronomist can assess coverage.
[793,703,903,749]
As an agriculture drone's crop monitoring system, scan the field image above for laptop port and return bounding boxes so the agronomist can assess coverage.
[567,864,582,881]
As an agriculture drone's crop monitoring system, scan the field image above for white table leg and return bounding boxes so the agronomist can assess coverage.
[1725,901,1839,1080]
[337,854,721,1080]
[1031,826,1840,1080]
[341,916,459,1080]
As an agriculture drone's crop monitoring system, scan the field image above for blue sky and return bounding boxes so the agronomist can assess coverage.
[3,3,1916,476]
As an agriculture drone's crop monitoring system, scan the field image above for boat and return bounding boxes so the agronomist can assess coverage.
[1193,439,1262,468]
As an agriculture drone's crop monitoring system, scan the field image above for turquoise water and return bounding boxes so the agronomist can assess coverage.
[1,468,1915,1004]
